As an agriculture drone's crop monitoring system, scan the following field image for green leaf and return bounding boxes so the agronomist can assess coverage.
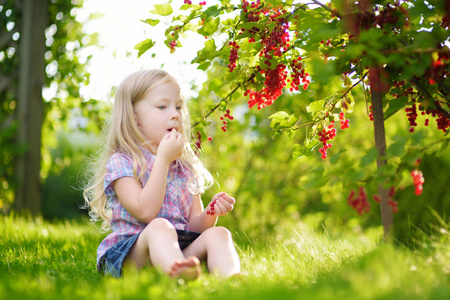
[436,139,450,157]
[269,111,289,128]
[134,39,155,58]
[360,147,378,167]
[387,135,410,158]
[197,17,220,36]
[310,53,336,85]
[150,3,173,16]
[292,144,305,159]
[411,31,438,50]
[344,169,365,183]
[239,22,266,30]
[306,100,325,114]
[384,96,408,120]
[303,139,320,157]
[198,62,211,71]
[202,5,223,19]
[141,19,160,26]
[279,115,299,129]
[192,39,217,64]
[269,111,289,121]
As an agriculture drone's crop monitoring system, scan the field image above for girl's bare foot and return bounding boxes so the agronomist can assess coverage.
[168,256,201,281]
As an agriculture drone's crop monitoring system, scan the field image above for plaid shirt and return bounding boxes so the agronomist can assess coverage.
[96,149,193,265]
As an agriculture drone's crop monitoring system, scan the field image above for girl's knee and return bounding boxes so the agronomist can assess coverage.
[146,218,175,233]
[204,226,232,241]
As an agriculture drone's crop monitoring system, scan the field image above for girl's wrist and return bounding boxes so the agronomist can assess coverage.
[154,152,172,166]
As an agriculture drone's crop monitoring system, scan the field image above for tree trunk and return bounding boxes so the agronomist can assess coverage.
[14,0,48,215]
[370,67,394,242]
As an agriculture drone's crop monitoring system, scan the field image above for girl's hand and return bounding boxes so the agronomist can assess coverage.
[157,129,184,163]
[206,192,235,216]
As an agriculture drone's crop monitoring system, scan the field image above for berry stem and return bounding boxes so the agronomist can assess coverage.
[192,71,257,128]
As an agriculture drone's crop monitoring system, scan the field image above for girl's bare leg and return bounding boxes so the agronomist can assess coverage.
[123,218,201,280]
[182,226,240,277]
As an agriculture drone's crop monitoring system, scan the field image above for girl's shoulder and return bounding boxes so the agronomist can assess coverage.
[108,151,132,163]
[106,149,156,171]
[106,152,134,172]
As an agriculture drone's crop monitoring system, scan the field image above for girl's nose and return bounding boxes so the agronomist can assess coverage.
[171,108,180,120]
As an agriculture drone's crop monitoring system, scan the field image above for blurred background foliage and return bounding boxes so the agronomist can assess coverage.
[0,0,99,211]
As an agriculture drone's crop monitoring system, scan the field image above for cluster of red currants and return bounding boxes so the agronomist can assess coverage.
[194,131,202,154]
[320,39,332,46]
[206,199,217,215]
[434,107,450,132]
[371,187,398,213]
[227,41,239,72]
[368,105,374,121]
[405,101,418,133]
[405,100,450,133]
[169,40,176,50]
[199,1,207,5]
[426,54,449,85]
[241,0,260,13]
[239,2,304,110]
[193,131,212,155]
[220,109,234,132]
[245,64,288,109]
[411,169,424,196]
[318,120,337,159]
[393,74,450,134]
[288,57,310,92]
[183,0,192,5]
[339,112,350,129]
[347,187,371,216]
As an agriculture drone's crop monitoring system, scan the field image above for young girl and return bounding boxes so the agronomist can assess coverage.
[84,69,240,279]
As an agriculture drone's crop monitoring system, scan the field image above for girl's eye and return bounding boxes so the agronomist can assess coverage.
[176,107,182,111]
[158,106,166,109]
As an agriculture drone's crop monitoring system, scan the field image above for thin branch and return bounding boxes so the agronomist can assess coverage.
[192,70,258,128]
[342,72,368,99]
[326,71,369,113]
[310,0,341,18]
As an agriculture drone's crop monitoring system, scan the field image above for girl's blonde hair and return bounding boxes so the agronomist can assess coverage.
[83,69,213,231]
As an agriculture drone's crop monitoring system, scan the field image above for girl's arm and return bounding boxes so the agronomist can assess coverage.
[113,130,184,223]
[188,192,235,232]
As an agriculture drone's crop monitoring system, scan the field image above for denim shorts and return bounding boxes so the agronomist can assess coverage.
[98,229,201,278]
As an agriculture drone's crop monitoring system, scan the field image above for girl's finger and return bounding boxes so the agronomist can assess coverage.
[222,194,235,205]
[212,192,226,202]
[177,133,184,144]
[215,198,230,215]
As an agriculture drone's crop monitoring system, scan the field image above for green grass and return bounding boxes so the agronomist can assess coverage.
[0,216,449,300]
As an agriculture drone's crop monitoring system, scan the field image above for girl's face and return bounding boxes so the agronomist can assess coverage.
[134,81,183,147]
